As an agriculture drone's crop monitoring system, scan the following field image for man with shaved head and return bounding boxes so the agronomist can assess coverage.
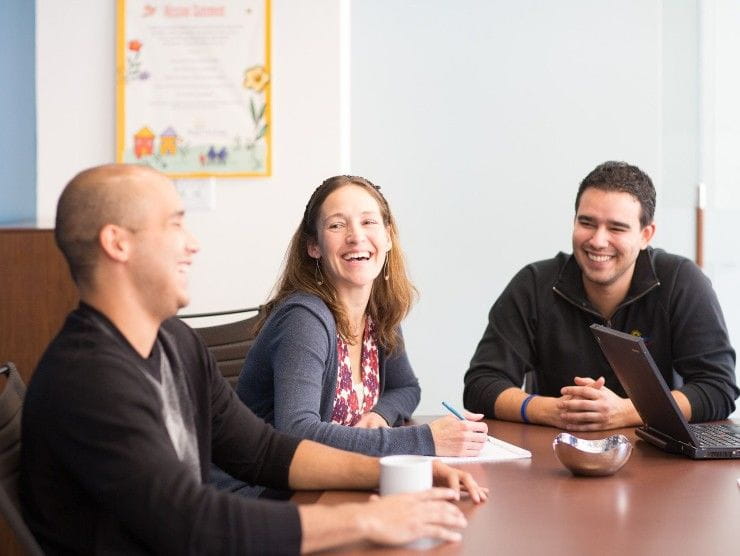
[54,165,158,284]
[21,164,487,554]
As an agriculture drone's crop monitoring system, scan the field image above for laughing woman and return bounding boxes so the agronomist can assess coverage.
[236,175,488,457]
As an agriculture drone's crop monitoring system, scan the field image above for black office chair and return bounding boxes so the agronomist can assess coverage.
[0,362,44,556]
[179,307,263,388]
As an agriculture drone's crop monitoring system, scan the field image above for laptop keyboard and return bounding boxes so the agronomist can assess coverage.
[690,424,740,447]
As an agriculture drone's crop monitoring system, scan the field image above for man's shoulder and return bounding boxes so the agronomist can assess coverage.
[490,253,572,308]
[163,315,201,342]
[641,248,715,306]
[161,316,211,367]
[647,247,701,280]
[524,252,570,273]
[510,252,571,285]
[28,309,147,411]
[36,307,128,368]
[648,246,691,266]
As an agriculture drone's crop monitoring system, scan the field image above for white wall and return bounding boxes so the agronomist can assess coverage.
[35,0,345,312]
[350,0,738,415]
[703,1,740,418]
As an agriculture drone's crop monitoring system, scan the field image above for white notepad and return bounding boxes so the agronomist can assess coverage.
[433,436,531,464]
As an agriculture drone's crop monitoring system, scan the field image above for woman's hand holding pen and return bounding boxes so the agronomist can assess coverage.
[428,411,488,457]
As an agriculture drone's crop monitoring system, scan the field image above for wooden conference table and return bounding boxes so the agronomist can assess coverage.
[293,418,740,555]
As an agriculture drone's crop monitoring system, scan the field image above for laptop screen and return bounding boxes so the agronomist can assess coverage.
[590,324,697,446]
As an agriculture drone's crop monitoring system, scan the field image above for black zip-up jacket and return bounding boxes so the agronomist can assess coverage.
[464,248,738,422]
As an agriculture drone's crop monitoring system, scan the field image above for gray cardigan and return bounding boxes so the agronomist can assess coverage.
[237,292,436,455]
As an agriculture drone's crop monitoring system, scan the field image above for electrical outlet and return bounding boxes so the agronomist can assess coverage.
[175,178,216,211]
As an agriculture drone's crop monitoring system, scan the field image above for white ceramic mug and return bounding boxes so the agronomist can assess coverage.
[379,455,433,496]
[379,455,439,549]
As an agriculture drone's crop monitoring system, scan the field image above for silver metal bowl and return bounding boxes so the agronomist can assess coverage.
[552,432,632,476]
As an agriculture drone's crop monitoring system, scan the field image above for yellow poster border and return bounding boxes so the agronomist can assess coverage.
[115,0,272,178]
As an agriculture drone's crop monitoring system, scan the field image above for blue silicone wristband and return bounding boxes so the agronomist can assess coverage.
[520,394,537,424]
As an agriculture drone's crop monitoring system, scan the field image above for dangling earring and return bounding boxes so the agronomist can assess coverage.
[383,254,389,281]
[314,258,324,286]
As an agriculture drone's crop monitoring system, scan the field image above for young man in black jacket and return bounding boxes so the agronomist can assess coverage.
[464,161,738,431]
[21,163,487,554]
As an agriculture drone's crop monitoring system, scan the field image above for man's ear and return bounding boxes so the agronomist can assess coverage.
[640,222,656,248]
[307,240,321,259]
[99,224,133,263]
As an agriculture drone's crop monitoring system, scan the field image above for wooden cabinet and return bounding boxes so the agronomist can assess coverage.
[0,224,78,384]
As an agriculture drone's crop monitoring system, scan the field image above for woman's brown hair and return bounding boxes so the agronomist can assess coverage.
[256,175,417,353]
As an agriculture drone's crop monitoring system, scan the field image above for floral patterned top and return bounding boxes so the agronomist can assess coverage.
[330,316,380,426]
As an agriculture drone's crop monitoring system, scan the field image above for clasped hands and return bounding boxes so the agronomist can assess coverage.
[557,376,637,431]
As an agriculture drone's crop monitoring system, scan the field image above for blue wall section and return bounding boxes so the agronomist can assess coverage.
[0,0,36,223]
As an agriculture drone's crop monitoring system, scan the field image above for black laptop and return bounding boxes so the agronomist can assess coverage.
[590,324,740,459]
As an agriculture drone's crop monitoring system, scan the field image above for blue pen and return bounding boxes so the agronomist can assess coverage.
[442,401,466,420]
[442,401,494,444]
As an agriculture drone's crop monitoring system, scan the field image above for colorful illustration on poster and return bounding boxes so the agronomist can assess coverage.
[116,0,271,178]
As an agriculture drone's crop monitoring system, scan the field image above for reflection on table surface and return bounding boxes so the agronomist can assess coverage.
[293,418,740,555]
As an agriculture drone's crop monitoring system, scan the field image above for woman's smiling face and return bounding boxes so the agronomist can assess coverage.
[308,184,391,297]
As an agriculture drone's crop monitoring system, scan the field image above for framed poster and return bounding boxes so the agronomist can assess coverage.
[116,0,271,177]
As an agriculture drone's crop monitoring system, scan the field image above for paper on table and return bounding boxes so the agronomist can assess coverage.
[433,436,531,464]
